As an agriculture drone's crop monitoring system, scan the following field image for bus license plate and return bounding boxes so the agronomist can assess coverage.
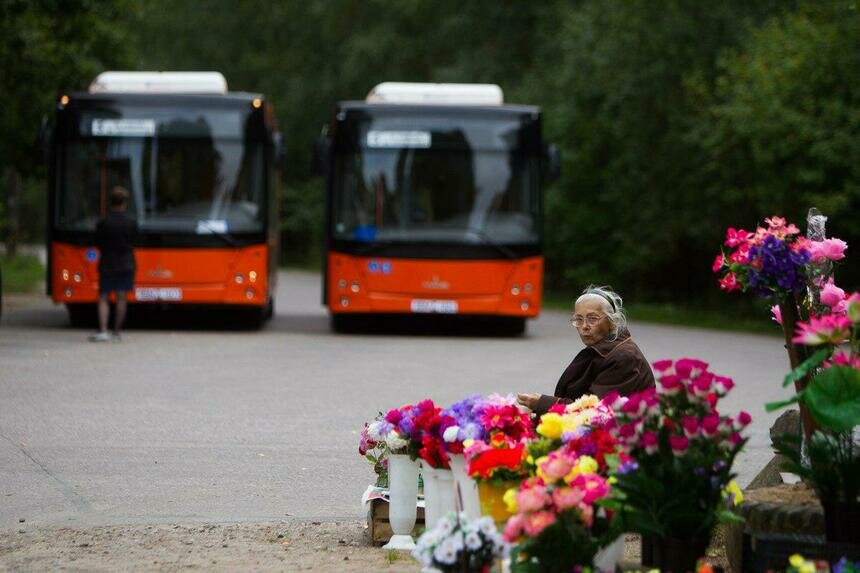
[410,299,458,314]
[135,287,183,301]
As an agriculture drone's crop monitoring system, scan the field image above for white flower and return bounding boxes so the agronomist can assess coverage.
[411,545,431,566]
[433,538,459,565]
[436,517,454,537]
[448,530,464,552]
[385,432,407,451]
[367,421,384,440]
[463,531,482,551]
[442,425,460,443]
[477,516,497,536]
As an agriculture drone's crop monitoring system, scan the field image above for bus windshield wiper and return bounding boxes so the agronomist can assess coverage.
[465,227,517,260]
[197,221,239,247]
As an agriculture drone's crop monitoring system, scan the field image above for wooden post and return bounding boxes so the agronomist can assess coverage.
[778,298,816,441]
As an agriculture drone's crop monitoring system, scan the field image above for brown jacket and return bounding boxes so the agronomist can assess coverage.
[534,330,655,416]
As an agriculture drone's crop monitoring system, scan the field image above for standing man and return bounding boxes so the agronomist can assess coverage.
[90,186,137,342]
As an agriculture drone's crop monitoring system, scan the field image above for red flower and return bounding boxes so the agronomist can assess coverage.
[468,443,525,479]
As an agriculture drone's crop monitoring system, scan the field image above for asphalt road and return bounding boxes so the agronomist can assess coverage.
[0,270,786,529]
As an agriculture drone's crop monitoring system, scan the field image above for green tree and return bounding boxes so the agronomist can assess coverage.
[0,0,137,251]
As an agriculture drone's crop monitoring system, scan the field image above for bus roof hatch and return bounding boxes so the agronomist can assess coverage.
[366,82,503,106]
[89,72,229,95]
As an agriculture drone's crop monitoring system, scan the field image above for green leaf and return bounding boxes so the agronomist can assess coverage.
[765,392,802,413]
[783,348,830,387]
[801,366,860,432]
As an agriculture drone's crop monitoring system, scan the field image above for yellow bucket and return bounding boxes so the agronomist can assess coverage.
[477,480,520,526]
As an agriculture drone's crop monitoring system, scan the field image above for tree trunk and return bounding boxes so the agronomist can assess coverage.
[778,298,816,441]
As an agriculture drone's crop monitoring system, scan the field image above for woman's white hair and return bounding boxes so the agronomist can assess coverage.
[575,285,627,341]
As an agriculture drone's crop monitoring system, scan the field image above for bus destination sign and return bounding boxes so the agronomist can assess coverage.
[91,119,156,137]
[366,130,431,148]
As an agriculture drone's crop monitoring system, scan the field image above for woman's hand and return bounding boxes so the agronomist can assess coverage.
[517,392,541,410]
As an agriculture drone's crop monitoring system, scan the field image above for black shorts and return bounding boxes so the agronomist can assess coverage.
[99,271,134,295]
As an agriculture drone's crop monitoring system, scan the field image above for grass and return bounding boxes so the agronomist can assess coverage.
[1,254,44,293]
[544,292,781,336]
[386,549,401,563]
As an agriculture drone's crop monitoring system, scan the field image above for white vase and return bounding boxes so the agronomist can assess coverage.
[383,453,418,550]
[448,453,481,519]
[422,465,456,531]
[594,535,625,572]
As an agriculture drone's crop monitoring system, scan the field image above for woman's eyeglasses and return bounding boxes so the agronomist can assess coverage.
[570,314,605,328]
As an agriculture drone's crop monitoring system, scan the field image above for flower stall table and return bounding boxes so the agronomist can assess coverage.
[362,485,425,546]
[728,483,860,572]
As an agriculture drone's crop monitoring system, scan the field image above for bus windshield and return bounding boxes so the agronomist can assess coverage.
[57,137,265,234]
[333,148,539,244]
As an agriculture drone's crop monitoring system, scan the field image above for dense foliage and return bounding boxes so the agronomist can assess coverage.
[2,0,857,300]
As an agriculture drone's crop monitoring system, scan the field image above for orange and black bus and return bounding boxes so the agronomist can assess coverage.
[46,72,280,326]
[317,83,558,333]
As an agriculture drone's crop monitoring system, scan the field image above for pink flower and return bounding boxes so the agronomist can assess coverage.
[809,238,847,263]
[641,431,659,455]
[620,395,646,417]
[540,456,573,482]
[712,254,725,273]
[669,435,689,456]
[618,423,638,440]
[578,503,594,527]
[718,272,740,292]
[690,372,715,397]
[601,391,622,409]
[652,359,675,374]
[701,414,721,437]
[824,350,860,370]
[727,432,744,447]
[791,236,812,253]
[675,358,709,379]
[770,305,782,325]
[517,485,550,513]
[502,513,524,542]
[523,510,557,537]
[820,279,846,310]
[724,227,752,248]
[659,374,683,396]
[552,486,585,510]
[682,417,699,438]
[714,375,735,394]
[736,411,752,428]
[728,243,751,264]
[572,474,610,504]
[792,314,852,346]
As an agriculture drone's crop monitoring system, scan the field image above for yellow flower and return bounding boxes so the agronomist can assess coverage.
[577,455,598,474]
[789,554,805,568]
[608,476,618,485]
[724,480,743,506]
[503,487,518,513]
[463,438,474,449]
[569,394,599,411]
[537,413,564,440]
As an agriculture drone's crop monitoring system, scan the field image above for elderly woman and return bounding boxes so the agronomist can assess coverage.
[517,285,655,417]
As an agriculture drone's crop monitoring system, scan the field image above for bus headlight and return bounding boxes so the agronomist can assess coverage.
[62,269,70,281]
[64,288,73,297]
[249,271,257,283]
[235,273,244,284]
[245,289,255,299]
[524,283,533,293]
[73,272,82,283]
[340,297,349,307]
[520,300,530,311]
[350,282,360,293]
[338,279,347,289]
[511,284,520,295]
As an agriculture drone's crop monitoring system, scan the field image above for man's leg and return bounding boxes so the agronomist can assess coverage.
[114,291,128,336]
[97,293,110,333]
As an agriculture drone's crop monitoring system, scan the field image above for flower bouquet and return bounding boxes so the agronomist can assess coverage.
[714,213,848,438]
[412,512,509,573]
[604,358,750,572]
[502,449,613,573]
[359,413,389,487]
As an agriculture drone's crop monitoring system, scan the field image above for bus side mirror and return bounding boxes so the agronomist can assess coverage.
[544,143,561,183]
[312,133,330,176]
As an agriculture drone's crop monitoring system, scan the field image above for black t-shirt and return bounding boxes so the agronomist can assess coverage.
[95,210,138,275]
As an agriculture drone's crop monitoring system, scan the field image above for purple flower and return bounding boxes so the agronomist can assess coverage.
[617,460,639,474]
